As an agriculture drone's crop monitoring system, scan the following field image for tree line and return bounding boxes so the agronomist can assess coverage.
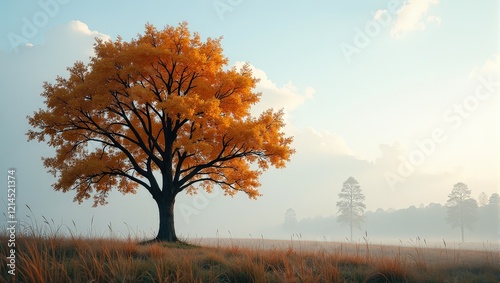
[284,177,499,242]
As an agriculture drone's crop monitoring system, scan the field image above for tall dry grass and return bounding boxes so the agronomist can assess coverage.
[1,234,498,282]
[0,211,497,282]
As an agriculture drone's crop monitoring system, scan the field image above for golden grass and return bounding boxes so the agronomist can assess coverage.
[0,234,498,283]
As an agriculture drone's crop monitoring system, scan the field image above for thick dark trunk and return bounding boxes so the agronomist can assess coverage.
[155,196,178,242]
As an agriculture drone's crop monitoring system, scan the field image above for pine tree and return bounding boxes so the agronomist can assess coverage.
[336,177,366,241]
[446,182,478,242]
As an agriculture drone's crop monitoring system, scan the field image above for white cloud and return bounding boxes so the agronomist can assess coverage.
[304,86,315,99]
[234,61,313,121]
[66,20,110,40]
[391,0,440,37]
[44,20,110,56]
[294,128,354,157]
[0,20,112,121]
[7,20,111,69]
[468,54,500,80]
[373,9,389,21]
[374,142,405,172]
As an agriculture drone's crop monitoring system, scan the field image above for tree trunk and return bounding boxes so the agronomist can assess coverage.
[350,223,353,242]
[460,224,464,243]
[155,196,178,242]
[349,207,353,242]
[460,205,464,242]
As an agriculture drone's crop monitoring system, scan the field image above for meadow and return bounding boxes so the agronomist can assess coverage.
[1,228,498,282]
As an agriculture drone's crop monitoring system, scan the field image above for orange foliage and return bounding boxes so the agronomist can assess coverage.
[27,22,294,206]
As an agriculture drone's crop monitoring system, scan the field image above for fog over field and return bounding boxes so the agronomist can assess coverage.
[0,0,498,246]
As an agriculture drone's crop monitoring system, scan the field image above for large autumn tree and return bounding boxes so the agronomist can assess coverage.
[27,22,294,242]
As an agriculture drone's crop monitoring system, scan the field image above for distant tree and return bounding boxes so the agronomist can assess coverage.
[446,182,478,242]
[478,192,488,207]
[336,177,366,241]
[284,208,297,230]
[489,193,500,206]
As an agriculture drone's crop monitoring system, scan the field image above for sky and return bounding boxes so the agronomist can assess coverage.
[0,0,498,240]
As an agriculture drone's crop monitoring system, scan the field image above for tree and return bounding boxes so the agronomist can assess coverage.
[489,193,500,206]
[283,208,297,231]
[27,23,294,242]
[477,192,488,207]
[445,182,478,242]
[336,177,366,241]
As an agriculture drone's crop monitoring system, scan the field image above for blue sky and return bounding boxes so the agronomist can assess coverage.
[0,0,498,240]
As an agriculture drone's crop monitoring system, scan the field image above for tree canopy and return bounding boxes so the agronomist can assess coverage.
[27,22,295,241]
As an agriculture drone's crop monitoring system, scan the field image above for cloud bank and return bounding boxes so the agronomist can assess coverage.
[390,0,440,37]
[234,61,314,124]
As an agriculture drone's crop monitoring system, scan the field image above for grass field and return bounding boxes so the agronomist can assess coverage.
[1,232,498,282]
